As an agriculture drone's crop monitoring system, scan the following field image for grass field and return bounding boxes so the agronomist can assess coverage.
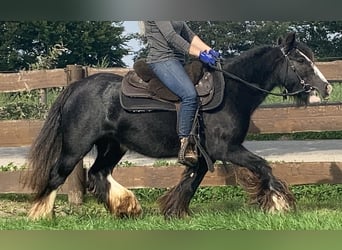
[0,185,342,230]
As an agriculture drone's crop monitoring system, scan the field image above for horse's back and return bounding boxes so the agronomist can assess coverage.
[59,73,124,134]
[80,72,123,91]
[86,72,123,83]
[64,72,123,103]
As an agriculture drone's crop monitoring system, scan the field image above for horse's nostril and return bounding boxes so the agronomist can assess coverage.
[326,83,333,95]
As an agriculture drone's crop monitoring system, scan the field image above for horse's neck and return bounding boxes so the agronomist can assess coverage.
[225,46,276,83]
[223,46,281,112]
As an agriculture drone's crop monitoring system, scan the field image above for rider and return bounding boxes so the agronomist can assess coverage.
[142,21,220,166]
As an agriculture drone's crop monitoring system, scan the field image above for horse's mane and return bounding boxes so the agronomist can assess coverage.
[296,41,314,60]
[222,40,314,70]
[222,45,274,70]
[220,40,314,86]
[221,45,278,84]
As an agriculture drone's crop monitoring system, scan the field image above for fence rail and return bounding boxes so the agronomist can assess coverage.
[1,103,342,147]
[0,67,129,93]
[2,162,342,195]
[1,63,342,203]
[0,61,341,93]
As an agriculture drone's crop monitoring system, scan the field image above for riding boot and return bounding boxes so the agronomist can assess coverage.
[178,137,198,166]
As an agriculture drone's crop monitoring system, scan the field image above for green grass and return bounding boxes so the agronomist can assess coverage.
[1,185,342,230]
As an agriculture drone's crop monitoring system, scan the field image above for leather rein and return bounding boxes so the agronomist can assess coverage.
[210,47,316,97]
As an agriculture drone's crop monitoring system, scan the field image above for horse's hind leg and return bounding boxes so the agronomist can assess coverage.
[28,152,83,220]
[158,157,208,218]
[87,140,142,218]
[227,144,295,213]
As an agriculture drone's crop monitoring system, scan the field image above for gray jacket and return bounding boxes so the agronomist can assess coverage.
[144,21,196,64]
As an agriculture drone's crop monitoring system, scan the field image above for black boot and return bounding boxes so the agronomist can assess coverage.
[178,137,198,166]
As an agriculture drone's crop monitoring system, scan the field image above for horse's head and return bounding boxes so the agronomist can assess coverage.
[277,32,332,105]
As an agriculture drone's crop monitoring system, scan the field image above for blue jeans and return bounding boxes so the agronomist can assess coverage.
[149,59,198,138]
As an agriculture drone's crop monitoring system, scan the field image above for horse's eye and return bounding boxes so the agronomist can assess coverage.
[297,58,305,63]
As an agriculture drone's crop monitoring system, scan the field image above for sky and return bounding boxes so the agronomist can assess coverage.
[122,21,141,67]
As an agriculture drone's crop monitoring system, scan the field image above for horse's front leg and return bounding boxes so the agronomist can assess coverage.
[226,144,295,213]
[158,158,208,218]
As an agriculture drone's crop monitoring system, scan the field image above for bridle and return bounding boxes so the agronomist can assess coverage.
[210,46,316,97]
[280,47,317,95]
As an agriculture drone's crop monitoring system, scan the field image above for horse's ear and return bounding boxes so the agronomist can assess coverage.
[284,32,296,49]
[277,37,283,45]
[280,32,296,53]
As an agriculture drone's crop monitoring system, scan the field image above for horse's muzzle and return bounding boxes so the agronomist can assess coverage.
[309,83,333,104]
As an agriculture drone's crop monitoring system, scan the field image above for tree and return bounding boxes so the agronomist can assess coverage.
[0,22,23,71]
[289,21,342,60]
[0,21,130,71]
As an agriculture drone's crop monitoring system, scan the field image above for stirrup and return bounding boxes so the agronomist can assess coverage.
[178,137,198,167]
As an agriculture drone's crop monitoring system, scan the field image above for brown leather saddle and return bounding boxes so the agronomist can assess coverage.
[120,59,225,112]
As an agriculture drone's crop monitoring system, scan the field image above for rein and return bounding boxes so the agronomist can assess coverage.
[210,47,315,97]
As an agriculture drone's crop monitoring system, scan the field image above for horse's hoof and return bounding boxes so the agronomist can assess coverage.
[261,190,295,213]
[267,191,292,213]
[28,202,54,220]
[108,190,143,218]
[27,191,57,220]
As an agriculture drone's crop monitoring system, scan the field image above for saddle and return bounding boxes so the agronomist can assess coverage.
[120,59,225,112]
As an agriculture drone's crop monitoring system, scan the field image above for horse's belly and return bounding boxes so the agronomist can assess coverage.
[124,132,179,158]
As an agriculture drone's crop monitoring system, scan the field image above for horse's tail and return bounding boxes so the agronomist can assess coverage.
[24,86,73,198]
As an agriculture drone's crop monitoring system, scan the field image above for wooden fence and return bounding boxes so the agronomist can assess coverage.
[0,62,342,204]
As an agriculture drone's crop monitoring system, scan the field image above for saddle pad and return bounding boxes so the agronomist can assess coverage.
[120,93,176,112]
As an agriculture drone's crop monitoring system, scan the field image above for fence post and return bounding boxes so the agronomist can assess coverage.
[65,65,86,205]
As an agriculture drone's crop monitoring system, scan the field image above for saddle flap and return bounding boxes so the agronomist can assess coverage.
[196,72,213,96]
[196,72,214,105]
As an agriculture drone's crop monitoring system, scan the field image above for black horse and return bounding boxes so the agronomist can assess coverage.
[26,32,332,219]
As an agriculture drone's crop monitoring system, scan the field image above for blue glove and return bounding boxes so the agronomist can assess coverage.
[209,49,220,60]
[199,51,217,66]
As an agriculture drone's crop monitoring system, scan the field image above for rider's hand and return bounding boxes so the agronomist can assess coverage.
[199,51,217,66]
[209,49,220,60]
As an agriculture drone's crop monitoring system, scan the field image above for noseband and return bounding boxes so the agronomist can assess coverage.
[211,46,316,97]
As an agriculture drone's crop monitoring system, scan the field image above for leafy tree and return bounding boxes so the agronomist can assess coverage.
[0,21,130,71]
[0,22,23,71]
[289,21,342,60]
